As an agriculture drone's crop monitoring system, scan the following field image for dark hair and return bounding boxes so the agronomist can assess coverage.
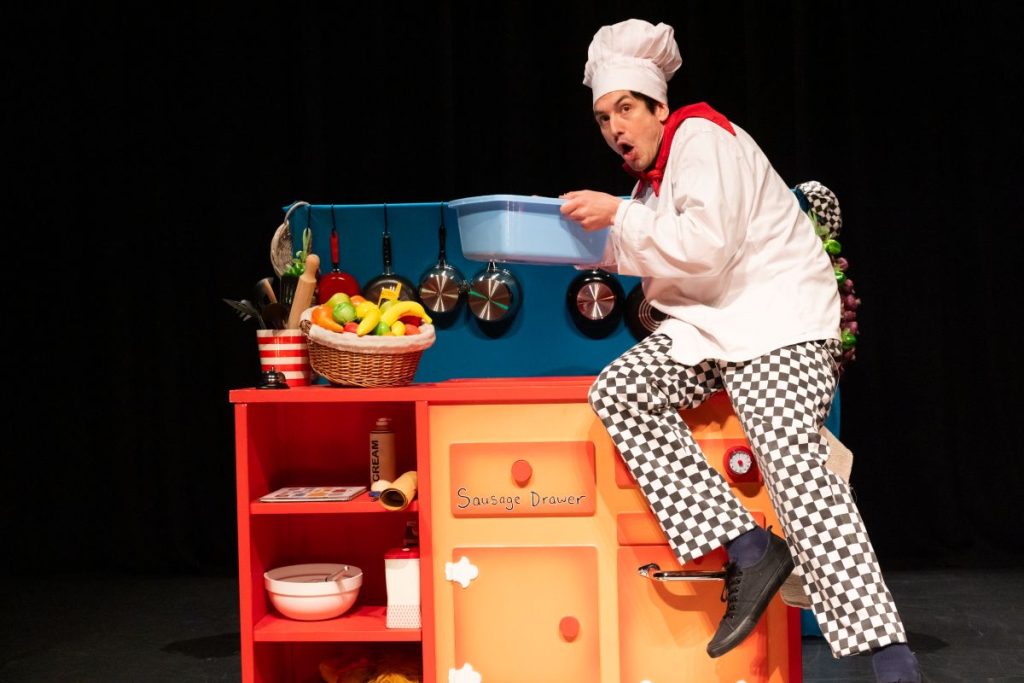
[630,91,660,113]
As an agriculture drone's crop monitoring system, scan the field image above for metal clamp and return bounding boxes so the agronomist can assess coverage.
[637,563,727,582]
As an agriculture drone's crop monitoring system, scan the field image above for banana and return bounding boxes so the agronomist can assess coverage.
[355,300,379,320]
[356,307,381,336]
[380,300,433,326]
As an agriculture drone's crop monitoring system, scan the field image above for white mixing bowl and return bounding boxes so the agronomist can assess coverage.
[264,563,363,620]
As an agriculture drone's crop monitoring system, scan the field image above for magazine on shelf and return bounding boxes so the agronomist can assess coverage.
[259,486,368,502]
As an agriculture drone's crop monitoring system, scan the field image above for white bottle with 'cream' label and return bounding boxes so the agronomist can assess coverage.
[370,418,397,488]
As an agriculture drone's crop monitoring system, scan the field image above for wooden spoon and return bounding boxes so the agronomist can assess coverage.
[254,277,288,330]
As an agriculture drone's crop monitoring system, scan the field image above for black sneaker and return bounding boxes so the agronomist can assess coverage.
[707,531,794,658]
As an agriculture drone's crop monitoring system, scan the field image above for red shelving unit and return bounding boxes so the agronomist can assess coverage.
[232,387,430,683]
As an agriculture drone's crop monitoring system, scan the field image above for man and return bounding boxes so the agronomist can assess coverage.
[560,18,922,683]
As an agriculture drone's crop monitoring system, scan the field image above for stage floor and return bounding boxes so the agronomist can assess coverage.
[0,568,1019,682]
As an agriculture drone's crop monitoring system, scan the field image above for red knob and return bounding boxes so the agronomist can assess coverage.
[511,459,533,487]
[559,616,580,641]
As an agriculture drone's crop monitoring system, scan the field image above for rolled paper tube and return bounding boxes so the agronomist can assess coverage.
[379,471,418,511]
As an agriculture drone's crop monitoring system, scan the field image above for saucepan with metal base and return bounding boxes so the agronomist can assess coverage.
[468,260,521,335]
[417,205,467,328]
[566,268,625,338]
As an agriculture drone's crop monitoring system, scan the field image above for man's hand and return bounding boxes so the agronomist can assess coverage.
[559,190,622,232]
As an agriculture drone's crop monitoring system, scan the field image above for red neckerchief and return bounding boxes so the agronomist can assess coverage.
[625,102,736,197]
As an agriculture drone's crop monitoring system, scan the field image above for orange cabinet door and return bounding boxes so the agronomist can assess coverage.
[448,546,600,682]
[618,545,773,683]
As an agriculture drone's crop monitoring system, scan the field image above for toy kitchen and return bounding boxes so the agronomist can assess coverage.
[229,197,841,683]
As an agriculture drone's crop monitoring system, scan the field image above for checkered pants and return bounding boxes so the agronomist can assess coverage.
[589,334,907,657]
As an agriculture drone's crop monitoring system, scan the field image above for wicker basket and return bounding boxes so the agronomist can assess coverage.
[299,314,435,388]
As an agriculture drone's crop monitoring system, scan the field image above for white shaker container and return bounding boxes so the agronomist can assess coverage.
[384,546,421,628]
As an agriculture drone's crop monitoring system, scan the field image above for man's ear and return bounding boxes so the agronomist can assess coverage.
[656,101,670,123]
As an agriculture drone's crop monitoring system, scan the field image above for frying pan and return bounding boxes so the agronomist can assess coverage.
[318,205,361,301]
[418,205,467,327]
[468,260,521,328]
[566,268,625,339]
[361,205,417,305]
[624,282,667,341]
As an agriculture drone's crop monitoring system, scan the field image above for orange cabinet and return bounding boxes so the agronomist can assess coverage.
[231,378,801,683]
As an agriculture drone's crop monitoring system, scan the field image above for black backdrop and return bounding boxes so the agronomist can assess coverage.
[6,1,1022,577]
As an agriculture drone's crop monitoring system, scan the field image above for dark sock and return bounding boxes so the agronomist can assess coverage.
[871,643,921,683]
[725,525,770,568]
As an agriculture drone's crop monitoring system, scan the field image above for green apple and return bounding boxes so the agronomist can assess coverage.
[332,302,357,324]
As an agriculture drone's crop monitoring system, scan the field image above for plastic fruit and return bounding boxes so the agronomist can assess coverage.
[332,301,357,324]
[379,300,433,326]
[312,305,345,333]
[404,324,420,335]
[343,322,358,334]
[324,292,351,309]
[356,307,381,336]
[374,321,390,336]
[355,300,379,320]
[390,321,406,336]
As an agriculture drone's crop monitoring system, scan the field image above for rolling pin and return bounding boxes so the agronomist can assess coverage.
[285,253,320,330]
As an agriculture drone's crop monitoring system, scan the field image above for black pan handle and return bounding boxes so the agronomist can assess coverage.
[438,205,449,266]
[382,205,394,274]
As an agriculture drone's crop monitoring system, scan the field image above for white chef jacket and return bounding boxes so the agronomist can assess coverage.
[598,116,841,365]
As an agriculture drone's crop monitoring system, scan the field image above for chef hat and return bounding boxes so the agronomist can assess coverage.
[583,19,682,105]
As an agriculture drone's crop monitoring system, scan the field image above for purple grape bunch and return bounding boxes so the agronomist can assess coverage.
[814,218,859,373]
[832,253,860,371]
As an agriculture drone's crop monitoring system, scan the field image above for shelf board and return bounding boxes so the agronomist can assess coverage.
[254,605,421,642]
[230,376,597,404]
[251,495,419,515]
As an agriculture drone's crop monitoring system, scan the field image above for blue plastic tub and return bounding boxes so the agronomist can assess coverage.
[448,194,610,265]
